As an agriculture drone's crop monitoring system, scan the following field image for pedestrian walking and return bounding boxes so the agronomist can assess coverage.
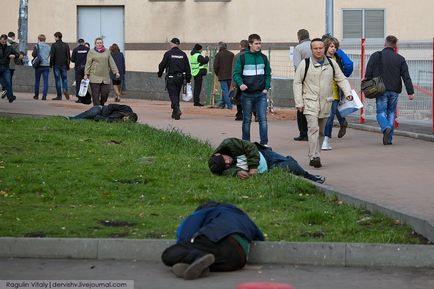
[293,38,352,168]
[50,32,71,100]
[84,37,120,106]
[157,38,192,120]
[364,35,414,145]
[71,38,90,103]
[321,36,353,150]
[233,34,271,146]
[293,29,311,142]
[109,43,126,102]
[214,41,234,109]
[32,34,51,101]
[0,34,19,103]
[231,39,249,121]
[190,43,209,106]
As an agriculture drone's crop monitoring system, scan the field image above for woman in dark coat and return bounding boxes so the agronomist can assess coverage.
[109,43,126,102]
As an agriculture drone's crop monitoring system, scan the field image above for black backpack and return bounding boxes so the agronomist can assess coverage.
[302,57,335,83]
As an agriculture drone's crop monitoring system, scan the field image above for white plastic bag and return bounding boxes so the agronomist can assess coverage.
[78,79,90,97]
[182,83,193,102]
[338,89,363,118]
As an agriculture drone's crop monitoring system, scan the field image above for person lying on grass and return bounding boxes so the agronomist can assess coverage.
[208,137,325,183]
[67,104,138,122]
[161,200,264,280]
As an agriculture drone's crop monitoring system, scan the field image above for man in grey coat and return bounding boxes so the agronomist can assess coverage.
[293,29,311,142]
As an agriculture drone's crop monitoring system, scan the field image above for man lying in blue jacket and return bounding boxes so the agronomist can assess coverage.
[161,201,264,280]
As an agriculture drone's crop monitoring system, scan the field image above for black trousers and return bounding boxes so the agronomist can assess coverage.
[161,235,246,272]
[297,110,308,137]
[167,74,184,112]
[193,69,206,105]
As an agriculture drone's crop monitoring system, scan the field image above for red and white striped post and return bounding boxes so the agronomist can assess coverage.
[360,38,366,124]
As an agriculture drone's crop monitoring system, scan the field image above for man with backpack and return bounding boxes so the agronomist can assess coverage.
[293,38,352,168]
[364,35,414,145]
[233,34,271,146]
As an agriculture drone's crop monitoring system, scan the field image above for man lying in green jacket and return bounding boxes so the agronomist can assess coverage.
[208,138,325,183]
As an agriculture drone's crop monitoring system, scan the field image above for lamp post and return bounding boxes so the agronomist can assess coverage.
[326,0,333,35]
[18,0,29,65]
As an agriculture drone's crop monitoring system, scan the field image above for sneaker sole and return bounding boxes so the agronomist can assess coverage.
[183,254,215,280]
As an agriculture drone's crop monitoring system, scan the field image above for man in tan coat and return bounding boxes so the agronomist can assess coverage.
[293,38,352,168]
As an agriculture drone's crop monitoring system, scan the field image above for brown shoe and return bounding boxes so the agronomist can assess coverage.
[63,91,70,100]
[183,254,215,280]
[171,263,210,279]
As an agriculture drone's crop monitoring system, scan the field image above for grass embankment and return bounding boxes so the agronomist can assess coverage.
[0,116,425,243]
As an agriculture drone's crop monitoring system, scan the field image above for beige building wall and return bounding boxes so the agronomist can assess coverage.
[334,0,434,41]
[2,0,433,72]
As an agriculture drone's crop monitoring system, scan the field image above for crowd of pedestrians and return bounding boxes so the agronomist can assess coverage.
[0,31,126,106]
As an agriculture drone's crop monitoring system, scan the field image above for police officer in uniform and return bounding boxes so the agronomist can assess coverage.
[158,38,192,120]
[71,38,90,104]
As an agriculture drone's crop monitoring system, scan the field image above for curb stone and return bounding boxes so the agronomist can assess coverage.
[0,238,433,268]
[347,123,434,142]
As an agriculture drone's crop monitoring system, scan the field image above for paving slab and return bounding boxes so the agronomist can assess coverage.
[1,93,434,242]
[1,258,434,289]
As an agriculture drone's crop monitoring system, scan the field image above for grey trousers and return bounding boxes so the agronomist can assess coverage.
[305,114,327,159]
[90,83,111,106]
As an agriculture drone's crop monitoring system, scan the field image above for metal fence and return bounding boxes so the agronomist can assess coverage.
[267,40,433,126]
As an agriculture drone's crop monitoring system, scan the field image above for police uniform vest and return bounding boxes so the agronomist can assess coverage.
[190,53,209,77]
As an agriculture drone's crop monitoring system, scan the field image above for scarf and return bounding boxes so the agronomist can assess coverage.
[95,46,106,53]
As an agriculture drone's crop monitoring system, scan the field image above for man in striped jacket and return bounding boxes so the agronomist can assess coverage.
[233,34,272,146]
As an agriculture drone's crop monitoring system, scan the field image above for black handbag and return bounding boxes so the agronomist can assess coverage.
[31,44,42,68]
[361,51,386,99]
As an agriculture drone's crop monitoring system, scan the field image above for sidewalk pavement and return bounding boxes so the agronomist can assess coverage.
[1,258,434,289]
[1,93,434,242]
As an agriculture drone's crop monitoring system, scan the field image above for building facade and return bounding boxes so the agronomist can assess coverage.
[2,0,433,72]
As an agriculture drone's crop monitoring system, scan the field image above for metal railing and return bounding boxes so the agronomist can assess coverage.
[267,39,433,130]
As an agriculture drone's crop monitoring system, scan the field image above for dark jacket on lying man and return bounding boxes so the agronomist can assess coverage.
[69,104,138,122]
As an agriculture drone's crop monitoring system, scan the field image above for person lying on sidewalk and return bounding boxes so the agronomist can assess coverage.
[208,137,325,183]
[67,104,138,122]
[161,200,264,280]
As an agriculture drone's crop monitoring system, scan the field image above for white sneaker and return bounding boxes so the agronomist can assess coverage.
[321,136,332,150]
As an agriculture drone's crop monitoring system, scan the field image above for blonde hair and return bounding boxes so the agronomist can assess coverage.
[38,34,46,42]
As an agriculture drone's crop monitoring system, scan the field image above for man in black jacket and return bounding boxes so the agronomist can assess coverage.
[0,34,19,103]
[50,32,70,101]
[71,38,90,103]
[68,104,138,122]
[365,35,414,145]
[157,38,192,120]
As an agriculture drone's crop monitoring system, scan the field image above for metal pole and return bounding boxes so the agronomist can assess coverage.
[432,37,434,134]
[326,0,334,35]
[18,0,29,65]
[360,38,365,124]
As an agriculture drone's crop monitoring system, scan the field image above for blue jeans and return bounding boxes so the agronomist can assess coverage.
[34,66,50,98]
[53,65,68,97]
[376,91,399,143]
[219,80,232,109]
[259,148,306,176]
[70,105,103,120]
[325,100,346,138]
[0,66,13,100]
[241,91,268,145]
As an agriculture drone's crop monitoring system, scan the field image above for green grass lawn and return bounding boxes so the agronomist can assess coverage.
[0,116,425,244]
